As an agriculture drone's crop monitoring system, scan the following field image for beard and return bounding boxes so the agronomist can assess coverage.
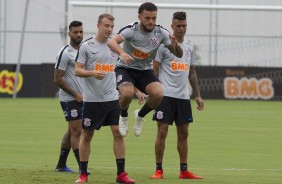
[141,23,154,32]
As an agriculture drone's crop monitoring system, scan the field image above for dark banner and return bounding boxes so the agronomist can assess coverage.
[196,66,282,100]
[0,64,58,97]
[0,64,281,100]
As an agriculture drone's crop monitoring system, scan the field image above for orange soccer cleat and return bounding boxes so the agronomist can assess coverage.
[179,170,203,179]
[75,173,88,183]
[116,172,136,184]
[151,169,163,179]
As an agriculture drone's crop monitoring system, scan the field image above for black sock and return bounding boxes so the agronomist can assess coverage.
[121,108,129,117]
[138,103,152,117]
[116,158,125,175]
[73,149,80,167]
[156,163,162,170]
[80,161,88,175]
[56,148,70,168]
[180,163,188,172]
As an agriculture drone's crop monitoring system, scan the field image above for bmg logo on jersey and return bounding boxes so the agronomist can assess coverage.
[170,61,189,71]
[95,64,114,73]
[132,49,149,59]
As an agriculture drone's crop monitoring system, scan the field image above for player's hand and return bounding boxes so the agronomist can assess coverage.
[75,94,83,103]
[120,52,134,65]
[135,90,148,105]
[195,97,204,111]
[169,34,177,47]
[93,70,106,80]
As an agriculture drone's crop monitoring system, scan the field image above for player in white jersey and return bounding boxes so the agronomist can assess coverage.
[54,21,83,173]
[74,14,135,184]
[107,2,183,137]
[151,12,204,180]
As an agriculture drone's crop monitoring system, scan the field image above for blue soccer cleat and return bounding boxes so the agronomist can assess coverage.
[55,166,75,173]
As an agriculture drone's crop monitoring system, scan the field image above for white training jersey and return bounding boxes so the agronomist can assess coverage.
[55,44,83,102]
[116,22,171,70]
[76,37,119,102]
[154,38,195,99]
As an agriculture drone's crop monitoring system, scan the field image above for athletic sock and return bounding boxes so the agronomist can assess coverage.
[56,148,70,168]
[73,149,80,166]
[180,163,188,172]
[156,163,163,170]
[138,103,152,117]
[80,161,88,175]
[121,107,129,117]
[116,158,125,175]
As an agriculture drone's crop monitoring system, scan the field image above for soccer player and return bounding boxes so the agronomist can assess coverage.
[74,14,135,184]
[151,12,204,179]
[54,20,83,173]
[107,2,183,137]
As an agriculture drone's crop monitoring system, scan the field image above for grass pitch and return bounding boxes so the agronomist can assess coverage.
[0,98,281,184]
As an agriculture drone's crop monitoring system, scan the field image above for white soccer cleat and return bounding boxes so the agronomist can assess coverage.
[133,109,144,137]
[119,116,128,137]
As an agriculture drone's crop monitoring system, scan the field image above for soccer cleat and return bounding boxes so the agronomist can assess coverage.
[119,116,128,137]
[179,170,203,179]
[151,170,163,179]
[116,172,136,184]
[75,173,88,183]
[133,109,144,137]
[55,166,75,173]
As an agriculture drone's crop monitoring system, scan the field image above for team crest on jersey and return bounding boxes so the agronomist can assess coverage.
[156,111,164,119]
[83,118,91,127]
[71,109,78,118]
[150,37,159,48]
[184,49,191,58]
[117,75,123,83]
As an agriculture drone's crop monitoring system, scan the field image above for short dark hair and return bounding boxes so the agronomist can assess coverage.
[173,12,186,21]
[138,2,157,14]
[98,13,115,24]
[69,20,82,31]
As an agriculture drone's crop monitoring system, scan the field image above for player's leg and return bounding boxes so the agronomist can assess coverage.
[175,99,202,179]
[55,101,73,172]
[55,129,72,172]
[115,68,135,137]
[76,129,93,183]
[134,70,163,136]
[151,122,169,179]
[69,119,82,168]
[107,100,135,184]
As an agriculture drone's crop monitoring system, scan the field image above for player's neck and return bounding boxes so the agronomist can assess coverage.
[70,42,79,50]
[95,34,108,43]
[175,36,184,43]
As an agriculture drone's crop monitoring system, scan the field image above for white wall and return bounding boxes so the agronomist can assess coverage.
[0,0,282,67]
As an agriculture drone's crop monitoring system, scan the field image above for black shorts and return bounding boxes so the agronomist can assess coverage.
[81,100,120,130]
[115,67,159,93]
[152,96,193,125]
[60,100,82,121]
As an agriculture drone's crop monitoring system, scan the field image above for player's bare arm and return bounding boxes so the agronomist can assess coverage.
[188,65,204,110]
[75,62,105,80]
[107,34,134,64]
[165,35,183,58]
[153,60,161,77]
[54,68,82,102]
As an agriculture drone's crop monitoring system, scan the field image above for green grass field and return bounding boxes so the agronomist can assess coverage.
[0,98,281,184]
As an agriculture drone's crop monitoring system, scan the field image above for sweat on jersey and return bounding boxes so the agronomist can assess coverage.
[76,37,119,102]
[116,22,172,70]
[154,38,195,100]
[55,44,83,102]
